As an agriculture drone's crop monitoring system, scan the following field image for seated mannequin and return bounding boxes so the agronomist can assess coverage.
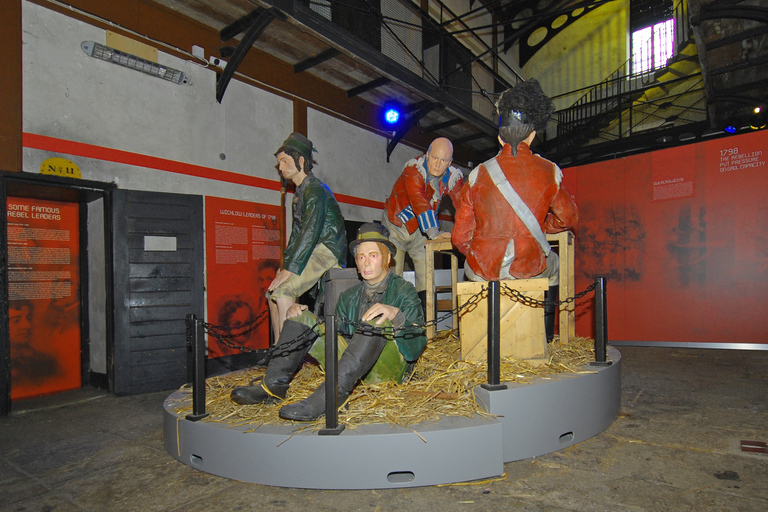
[452,79,578,341]
[230,223,426,422]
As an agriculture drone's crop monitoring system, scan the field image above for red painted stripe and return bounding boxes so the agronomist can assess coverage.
[22,133,387,209]
[23,132,281,191]
[334,192,384,210]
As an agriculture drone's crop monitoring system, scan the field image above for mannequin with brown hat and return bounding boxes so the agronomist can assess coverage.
[267,133,347,340]
[231,223,426,422]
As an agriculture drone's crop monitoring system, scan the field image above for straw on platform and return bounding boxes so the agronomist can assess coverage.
[169,332,597,431]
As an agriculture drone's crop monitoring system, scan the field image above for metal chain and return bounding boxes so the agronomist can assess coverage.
[200,281,598,352]
[501,281,598,309]
[204,314,323,357]
[203,309,269,354]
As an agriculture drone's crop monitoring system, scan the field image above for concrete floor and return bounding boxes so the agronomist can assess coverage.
[2,346,767,512]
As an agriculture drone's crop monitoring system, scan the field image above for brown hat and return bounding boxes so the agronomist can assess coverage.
[274,132,315,162]
[349,222,397,257]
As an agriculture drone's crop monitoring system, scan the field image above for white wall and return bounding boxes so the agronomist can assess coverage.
[20,1,437,376]
[21,1,292,206]
[20,1,430,215]
[308,108,421,224]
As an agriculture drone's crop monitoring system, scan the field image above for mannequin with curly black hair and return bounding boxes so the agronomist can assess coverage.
[496,78,554,155]
[452,79,578,342]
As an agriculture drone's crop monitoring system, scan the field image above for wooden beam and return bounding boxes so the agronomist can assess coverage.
[0,0,22,173]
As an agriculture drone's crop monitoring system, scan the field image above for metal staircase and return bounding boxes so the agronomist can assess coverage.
[549,0,706,162]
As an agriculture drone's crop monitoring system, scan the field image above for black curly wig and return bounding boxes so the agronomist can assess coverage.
[496,79,554,153]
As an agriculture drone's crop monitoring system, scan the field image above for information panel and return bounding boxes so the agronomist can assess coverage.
[7,197,81,400]
[204,196,281,357]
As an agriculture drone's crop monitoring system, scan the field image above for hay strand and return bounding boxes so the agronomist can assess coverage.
[169,332,598,431]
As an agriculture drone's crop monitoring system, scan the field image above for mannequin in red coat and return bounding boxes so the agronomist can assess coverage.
[452,80,578,341]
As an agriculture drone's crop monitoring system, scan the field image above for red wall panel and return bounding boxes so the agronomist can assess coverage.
[571,130,767,345]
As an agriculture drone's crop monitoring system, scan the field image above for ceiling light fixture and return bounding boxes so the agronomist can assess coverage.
[81,41,189,85]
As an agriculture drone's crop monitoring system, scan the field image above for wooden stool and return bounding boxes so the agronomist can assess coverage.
[546,231,575,343]
[424,239,458,339]
[457,278,549,365]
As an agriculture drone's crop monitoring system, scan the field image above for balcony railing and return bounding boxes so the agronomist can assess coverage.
[554,0,701,152]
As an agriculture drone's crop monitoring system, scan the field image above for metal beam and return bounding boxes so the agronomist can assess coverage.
[263,0,497,137]
[452,132,487,145]
[387,103,438,162]
[704,25,768,51]
[421,118,464,133]
[294,48,340,73]
[692,5,768,25]
[216,8,286,103]
[220,9,268,42]
[346,77,391,98]
[403,99,435,114]
[708,54,768,77]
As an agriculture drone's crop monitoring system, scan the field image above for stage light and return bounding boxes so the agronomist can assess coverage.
[724,125,737,134]
[384,107,400,125]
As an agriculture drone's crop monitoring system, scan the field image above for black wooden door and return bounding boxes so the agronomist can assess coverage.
[111,190,204,395]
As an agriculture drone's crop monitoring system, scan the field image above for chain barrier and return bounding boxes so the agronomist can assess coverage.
[202,309,269,354]
[202,307,324,358]
[200,280,598,354]
[501,281,598,309]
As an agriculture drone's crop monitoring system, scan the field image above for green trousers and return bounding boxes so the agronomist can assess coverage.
[288,310,408,384]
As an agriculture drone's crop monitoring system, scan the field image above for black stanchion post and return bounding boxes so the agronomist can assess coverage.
[591,276,612,367]
[320,315,345,435]
[186,314,210,421]
[482,281,508,391]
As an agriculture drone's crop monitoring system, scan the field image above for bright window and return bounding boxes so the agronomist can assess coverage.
[632,19,675,74]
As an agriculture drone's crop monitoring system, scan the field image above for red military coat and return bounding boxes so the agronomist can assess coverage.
[385,155,464,234]
[452,142,578,280]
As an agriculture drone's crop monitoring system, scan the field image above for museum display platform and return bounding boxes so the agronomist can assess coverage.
[163,347,621,489]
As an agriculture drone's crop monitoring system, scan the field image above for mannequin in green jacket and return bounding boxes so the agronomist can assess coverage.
[231,223,426,421]
[267,133,347,340]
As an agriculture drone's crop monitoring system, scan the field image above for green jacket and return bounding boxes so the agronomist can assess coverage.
[335,272,427,362]
[284,174,347,275]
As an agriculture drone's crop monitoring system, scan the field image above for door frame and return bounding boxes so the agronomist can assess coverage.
[0,171,115,415]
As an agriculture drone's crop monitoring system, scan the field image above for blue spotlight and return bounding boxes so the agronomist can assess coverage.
[384,107,400,125]
[724,125,737,134]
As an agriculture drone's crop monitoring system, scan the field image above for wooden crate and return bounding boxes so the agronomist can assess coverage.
[546,231,575,343]
[457,278,549,365]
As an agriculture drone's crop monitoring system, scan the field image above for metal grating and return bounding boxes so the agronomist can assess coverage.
[380,0,423,77]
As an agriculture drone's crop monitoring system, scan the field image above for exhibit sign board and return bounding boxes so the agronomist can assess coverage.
[6,197,82,399]
[204,196,281,357]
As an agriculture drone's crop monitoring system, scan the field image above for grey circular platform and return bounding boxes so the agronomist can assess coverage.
[163,347,621,489]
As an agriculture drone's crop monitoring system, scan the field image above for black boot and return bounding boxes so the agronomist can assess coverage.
[279,333,386,421]
[544,285,558,343]
[230,320,315,404]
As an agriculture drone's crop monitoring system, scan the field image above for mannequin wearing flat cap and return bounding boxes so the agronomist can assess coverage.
[452,79,578,342]
[267,133,347,340]
[232,222,426,422]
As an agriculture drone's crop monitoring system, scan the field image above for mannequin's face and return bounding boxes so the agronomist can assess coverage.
[355,241,390,285]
